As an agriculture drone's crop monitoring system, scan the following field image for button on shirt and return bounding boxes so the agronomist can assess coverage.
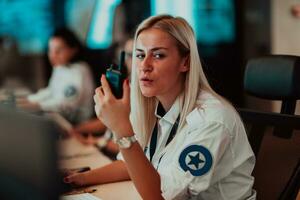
[27,62,95,123]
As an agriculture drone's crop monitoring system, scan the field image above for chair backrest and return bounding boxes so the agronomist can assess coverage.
[244,55,300,138]
[238,55,300,199]
[244,55,300,101]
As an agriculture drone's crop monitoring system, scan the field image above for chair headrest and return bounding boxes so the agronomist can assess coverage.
[244,55,300,100]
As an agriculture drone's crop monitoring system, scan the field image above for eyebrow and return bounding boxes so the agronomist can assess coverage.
[136,47,168,52]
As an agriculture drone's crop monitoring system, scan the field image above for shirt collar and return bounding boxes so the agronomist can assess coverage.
[154,93,183,125]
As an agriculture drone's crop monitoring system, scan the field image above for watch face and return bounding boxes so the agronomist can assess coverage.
[119,138,131,148]
[117,135,137,149]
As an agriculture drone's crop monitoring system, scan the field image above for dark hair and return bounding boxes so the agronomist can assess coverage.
[51,27,85,63]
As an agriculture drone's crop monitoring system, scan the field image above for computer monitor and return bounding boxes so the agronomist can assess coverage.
[0,106,61,200]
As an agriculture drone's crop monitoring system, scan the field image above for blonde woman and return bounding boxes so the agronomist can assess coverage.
[66,15,256,200]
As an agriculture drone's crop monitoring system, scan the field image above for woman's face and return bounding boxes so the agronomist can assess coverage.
[135,28,189,102]
[48,37,77,67]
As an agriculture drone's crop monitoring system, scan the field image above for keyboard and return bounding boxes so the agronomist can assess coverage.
[61,193,102,200]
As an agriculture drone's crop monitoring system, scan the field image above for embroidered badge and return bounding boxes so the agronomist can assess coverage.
[179,145,213,176]
[64,85,77,98]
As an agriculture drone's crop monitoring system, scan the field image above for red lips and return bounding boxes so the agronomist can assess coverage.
[140,77,153,86]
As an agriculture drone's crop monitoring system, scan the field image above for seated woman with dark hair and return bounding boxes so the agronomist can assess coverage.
[17,28,95,123]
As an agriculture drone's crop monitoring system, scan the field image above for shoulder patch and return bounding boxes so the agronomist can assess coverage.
[64,85,77,98]
[179,145,213,176]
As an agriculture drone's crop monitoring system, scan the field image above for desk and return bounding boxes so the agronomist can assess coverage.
[59,137,141,200]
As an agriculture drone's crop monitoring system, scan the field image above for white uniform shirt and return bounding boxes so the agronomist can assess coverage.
[27,62,95,123]
[119,90,256,200]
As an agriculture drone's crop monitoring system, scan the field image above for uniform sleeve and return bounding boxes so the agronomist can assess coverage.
[62,69,84,108]
[38,95,64,112]
[27,87,51,103]
[60,64,94,116]
[27,70,55,103]
[160,121,233,200]
[41,65,88,114]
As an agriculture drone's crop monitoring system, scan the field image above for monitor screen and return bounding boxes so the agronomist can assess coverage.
[0,0,55,55]
[0,106,60,200]
[151,0,235,45]
[86,0,122,49]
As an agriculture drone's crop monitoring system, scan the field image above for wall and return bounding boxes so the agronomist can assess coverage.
[271,0,300,114]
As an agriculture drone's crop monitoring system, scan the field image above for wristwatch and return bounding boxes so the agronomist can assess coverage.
[116,135,137,149]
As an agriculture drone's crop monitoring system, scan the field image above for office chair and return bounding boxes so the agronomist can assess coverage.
[237,55,300,199]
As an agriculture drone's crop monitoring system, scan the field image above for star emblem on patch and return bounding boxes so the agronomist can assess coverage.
[187,153,205,169]
[64,85,77,98]
[179,145,213,176]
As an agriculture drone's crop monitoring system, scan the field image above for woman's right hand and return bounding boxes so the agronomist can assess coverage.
[64,171,89,187]
[94,75,132,138]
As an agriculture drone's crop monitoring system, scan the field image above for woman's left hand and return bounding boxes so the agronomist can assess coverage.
[94,75,133,138]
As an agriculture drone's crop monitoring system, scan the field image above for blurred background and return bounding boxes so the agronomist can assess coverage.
[0,0,299,199]
[1,0,300,110]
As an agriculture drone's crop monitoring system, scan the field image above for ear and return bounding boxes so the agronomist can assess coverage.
[180,55,190,72]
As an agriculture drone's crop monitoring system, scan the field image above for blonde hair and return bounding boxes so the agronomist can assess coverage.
[130,14,226,147]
